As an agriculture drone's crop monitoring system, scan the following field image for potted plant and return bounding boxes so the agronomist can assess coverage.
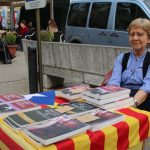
[4,32,18,58]
[40,30,54,42]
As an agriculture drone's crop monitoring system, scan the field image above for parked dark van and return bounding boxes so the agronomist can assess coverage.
[65,0,150,47]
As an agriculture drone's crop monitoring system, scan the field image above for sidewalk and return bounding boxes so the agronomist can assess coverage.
[0,51,29,95]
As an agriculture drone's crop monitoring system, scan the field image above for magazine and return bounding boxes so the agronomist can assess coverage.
[23,116,90,145]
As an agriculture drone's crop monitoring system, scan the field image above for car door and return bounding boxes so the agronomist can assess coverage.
[86,2,112,45]
[109,1,149,47]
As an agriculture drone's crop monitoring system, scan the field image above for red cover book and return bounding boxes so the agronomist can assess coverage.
[10,100,40,111]
[0,93,25,103]
[82,85,130,100]
[100,85,129,92]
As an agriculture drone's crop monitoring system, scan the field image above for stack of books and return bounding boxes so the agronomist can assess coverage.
[2,94,125,146]
[1,89,129,147]
[4,101,99,129]
[19,109,124,146]
[21,116,90,146]
[56,84,90,101]
[82,85,134,111]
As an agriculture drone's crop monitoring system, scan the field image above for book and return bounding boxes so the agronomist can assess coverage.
[82,94,130,105]
[23,116,90,145]
[6,107,63,128]
[107,101,135,111]
[100,97,134,110]
[0,103,17,114]
[0,100,40,116]
[5,114,30,128]
[76,108,124,131]
[10,100,40,111]
[56,84,90,101]
[61,101,99,117]
[82,85,130,100]
[0,93,25,103]
[4,117,20,129]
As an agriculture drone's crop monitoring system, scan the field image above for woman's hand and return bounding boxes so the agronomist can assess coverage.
[133,90,148,106]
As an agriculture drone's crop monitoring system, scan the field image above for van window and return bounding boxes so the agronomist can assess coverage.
[115,3,148,31]
[144,0,150,10]
[89,2,111,29]
[67,3,90,27]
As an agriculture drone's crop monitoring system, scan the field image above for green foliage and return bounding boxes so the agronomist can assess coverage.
[40,30,54,42]
[4,32,17,46]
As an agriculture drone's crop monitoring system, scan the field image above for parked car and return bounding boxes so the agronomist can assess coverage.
[65,0,150,47]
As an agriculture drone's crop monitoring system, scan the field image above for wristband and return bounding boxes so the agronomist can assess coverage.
[133,99,140,107]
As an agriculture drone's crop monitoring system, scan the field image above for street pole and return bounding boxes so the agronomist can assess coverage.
[36,8,43,92]
[50,0,54,19]
[10,2,14,30]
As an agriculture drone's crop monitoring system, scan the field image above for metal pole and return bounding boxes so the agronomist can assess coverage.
[36,9,43,92]
[10,3,14,30]
[50,0,54,19]
[28,47,38,94]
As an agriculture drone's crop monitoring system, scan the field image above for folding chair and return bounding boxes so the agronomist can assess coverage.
[100,69,113,86]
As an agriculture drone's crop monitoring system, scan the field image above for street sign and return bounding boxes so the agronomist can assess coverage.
[25,0,47,10]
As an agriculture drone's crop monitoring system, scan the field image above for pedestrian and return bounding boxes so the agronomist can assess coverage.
[107,18,150,111]
[0,16,3,30]
[18,20,29,37]
[16,20,29,51]
[47,19,58,34]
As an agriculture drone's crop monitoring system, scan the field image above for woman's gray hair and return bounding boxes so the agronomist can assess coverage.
[128,18,150,48]
[128,18,150,36]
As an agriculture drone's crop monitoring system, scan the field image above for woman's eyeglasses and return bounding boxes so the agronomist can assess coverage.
[129,32,148,38]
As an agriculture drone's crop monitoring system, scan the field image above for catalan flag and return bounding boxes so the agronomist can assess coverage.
[0,107,150,150]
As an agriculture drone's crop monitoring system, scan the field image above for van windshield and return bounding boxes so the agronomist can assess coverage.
[144,0,150,9]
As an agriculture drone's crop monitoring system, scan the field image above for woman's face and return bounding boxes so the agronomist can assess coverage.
[129,27,150,54]
[20,22,24,28]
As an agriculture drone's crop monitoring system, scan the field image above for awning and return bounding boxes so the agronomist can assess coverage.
[0,0,24,6]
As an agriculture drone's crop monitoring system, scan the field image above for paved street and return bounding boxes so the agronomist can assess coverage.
[0,51,29,95]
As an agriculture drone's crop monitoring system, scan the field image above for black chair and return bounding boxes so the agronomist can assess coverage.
[25,28,37,40]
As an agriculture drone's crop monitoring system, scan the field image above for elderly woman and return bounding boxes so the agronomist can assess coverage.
[108,18,150,111]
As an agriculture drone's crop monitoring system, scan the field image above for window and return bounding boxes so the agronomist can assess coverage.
[89,2,111,29]
[115,3,148,31]
[144,0,150,10]
[67,3,90,27]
